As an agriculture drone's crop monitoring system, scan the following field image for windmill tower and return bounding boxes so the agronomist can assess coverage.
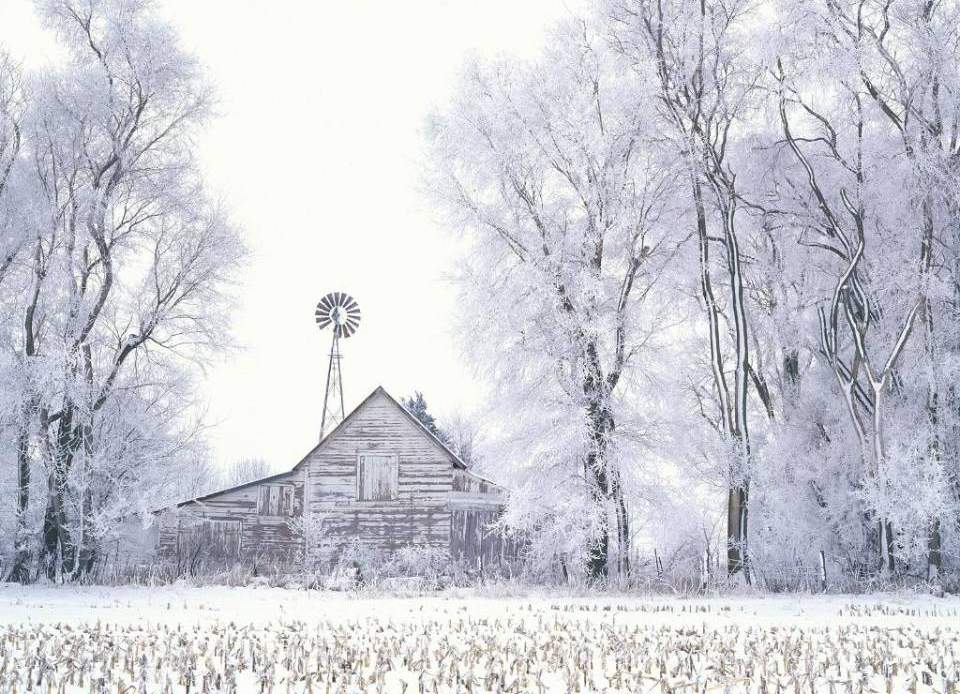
[315,292,361,440]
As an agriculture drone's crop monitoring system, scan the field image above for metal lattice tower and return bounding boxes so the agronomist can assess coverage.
[315,292,360,440]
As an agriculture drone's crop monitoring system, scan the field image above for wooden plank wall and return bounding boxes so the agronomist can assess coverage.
[155,388,513,574]
[452,468,504,496]
[448,468,518,569]
[305,390,455,565]
[450,508,521,569]
[157,469,304,571]
[450,506,526,569]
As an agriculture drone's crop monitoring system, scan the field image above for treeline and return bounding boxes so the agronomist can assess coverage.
[427,0,960,588]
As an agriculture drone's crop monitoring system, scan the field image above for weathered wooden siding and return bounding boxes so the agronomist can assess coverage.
[452,468,503,496]
[450,508,505,568]
[448,469,511,568]
[305,390,456,564]
[158,468,304,569]
[154,386,511,574]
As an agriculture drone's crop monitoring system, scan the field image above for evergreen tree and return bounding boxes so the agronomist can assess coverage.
[402,392,449,443]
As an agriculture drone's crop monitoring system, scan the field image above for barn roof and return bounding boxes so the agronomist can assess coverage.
[372,386,470,470]
[164,385,474,509]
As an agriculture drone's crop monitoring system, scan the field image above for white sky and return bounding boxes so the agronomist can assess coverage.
[0,0,583,472]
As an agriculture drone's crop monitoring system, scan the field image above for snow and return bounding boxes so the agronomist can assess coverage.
[0,586,958,692]
[0,583,957,627]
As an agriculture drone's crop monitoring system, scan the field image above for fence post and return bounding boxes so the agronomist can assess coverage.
[819,550,827,593]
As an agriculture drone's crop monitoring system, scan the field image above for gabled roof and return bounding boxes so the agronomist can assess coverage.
[165,385,469,509]
[290,385,468,472]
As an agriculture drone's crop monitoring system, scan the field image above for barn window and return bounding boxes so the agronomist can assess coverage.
[357,454,399,501]
[257,485,294,515]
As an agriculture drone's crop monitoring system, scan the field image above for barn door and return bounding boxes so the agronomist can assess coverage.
[357,454,399,500]
[177,519,242,563]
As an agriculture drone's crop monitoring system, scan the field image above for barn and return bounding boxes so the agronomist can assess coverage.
[157,386,510,574]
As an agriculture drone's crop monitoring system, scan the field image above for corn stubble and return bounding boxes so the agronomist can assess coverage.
[1,602,958,693]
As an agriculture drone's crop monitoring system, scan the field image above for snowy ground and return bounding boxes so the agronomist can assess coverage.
[0,584,958,691]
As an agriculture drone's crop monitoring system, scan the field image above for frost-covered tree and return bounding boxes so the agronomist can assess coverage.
[222,457,273,489]
[428,0,960,588]
[0,0,243,582]
[427,21,681,579]
[766,0,960,580]
[441,412,482,468]
[608,0,769,581]
[0,51,27,287]
[0,50,36,583]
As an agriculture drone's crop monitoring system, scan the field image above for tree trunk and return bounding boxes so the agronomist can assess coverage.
[9,412,33,583]
[584,389,627,580]
[41,407,78,579]
[879,520,895,575]
[920,196,942,583]
[691,175,751,579]
[585,443,613,580]
[712,179,752,582]
[927,519,942,581]
[612,467,630,577]
[726,485,748,575]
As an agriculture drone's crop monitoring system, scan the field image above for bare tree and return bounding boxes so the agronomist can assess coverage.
[441,413,482,468]
[772,0,960,577]
[609,0,763,579]
[222,458,273,489]
[0,50,34,582]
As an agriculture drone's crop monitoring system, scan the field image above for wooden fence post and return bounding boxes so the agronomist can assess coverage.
[819,550,827,593]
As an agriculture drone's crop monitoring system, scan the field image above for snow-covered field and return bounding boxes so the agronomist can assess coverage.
[0,584,958,692]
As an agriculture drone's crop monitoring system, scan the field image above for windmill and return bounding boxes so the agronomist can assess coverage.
[315,292,361,440]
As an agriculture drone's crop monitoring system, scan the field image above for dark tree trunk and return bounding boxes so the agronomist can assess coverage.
[920,195,941,582]
[880,520,895,575]
[584,435,612,580]
[726,486,748,575]
[41,406,78,579]
[9,414,33,583]
[691,176,751,580]
[583,391,628,581]
[927,519,941,580]
[612,467,630,577]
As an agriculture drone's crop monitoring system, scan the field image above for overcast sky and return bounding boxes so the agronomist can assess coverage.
[0,0,583,471]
